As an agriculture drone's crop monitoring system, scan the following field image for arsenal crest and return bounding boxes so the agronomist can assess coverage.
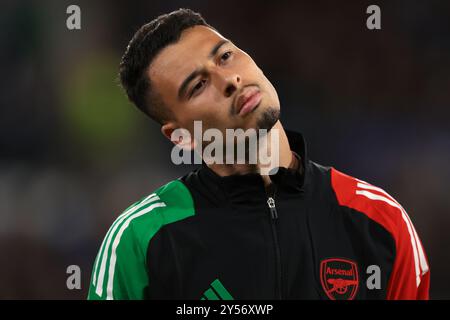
[320,258,359,300]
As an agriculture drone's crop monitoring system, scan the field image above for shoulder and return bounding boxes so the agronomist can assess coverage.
[330,168,430,296]
[89,179,196,300]
[306,163,405,239]
[109,179,196,250]
[330,167,407,236]
[329,167,427,268]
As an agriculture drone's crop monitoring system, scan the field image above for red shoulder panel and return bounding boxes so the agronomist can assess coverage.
[330,168,430,299]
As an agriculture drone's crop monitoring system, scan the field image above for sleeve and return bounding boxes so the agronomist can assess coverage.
[87,221,150,300]
[386,208,430,300]
[330,168,430,300]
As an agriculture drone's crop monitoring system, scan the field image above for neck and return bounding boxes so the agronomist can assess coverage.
[207,121,293,186]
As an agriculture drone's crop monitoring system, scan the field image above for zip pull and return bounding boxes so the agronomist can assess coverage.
[267,197,278,220]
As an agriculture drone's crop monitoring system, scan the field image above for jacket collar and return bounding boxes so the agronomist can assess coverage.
[189,130,308,210]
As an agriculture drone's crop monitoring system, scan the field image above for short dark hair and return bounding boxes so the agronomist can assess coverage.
[119,8,211,125]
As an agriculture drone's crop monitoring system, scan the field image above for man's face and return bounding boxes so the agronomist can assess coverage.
[149,25,280,142]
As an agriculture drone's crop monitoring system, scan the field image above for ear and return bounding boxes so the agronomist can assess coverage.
[161,122,196,151]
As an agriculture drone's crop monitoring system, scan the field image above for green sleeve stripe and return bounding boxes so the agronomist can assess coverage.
[92,193,158,285]
[105,202,167,299]
[93,195,161,297]
[88,180,195,300]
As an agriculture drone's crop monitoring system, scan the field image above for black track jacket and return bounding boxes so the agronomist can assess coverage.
[88,131,430,300]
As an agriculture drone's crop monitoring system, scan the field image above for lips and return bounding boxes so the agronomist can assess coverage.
[235,86,262,116]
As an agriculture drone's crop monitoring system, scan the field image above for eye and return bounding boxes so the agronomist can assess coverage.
[190,79,207,97]
[220,51,232,63]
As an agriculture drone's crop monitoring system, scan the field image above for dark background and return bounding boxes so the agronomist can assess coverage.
[0,0,449,299]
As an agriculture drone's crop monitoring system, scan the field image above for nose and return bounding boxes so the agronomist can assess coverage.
[215,69,241,98]
[224,74,241,97]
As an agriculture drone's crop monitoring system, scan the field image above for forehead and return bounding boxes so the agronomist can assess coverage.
[148,25,227,96]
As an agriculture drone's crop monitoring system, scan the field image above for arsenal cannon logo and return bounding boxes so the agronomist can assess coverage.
[320,258,359,300]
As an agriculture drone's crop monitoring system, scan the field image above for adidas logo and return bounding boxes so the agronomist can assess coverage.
[200,279,234,300]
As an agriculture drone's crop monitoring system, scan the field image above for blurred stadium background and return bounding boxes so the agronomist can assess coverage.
[0,0,449,299]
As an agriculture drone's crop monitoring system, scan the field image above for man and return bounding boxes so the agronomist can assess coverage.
[88,8,429,300]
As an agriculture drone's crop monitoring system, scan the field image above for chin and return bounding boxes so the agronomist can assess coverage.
[255,106,280,131]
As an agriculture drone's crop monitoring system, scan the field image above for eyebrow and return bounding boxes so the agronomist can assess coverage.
[177,39,230,100]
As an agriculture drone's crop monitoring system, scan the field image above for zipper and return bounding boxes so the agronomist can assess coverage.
[267,185,282,299]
